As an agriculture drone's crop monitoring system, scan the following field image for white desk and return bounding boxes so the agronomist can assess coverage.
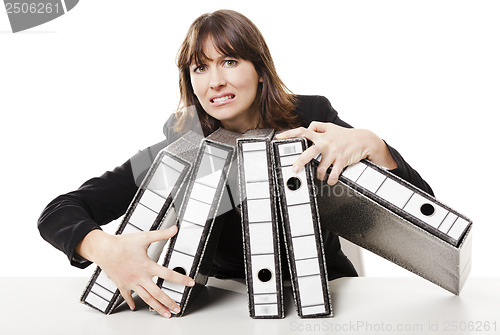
[2,277,499,335]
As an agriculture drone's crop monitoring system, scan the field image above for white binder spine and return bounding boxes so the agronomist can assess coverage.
[238,133,284,319]
[340,160,470,246]
[158,137,235,316]
[273,138,332,318]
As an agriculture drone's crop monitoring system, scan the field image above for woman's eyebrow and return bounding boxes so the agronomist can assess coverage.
[191,51,239,66]
[208,55,232,61]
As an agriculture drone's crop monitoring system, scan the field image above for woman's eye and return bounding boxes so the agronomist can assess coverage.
[223,60,237,67]
[194,65,207,73]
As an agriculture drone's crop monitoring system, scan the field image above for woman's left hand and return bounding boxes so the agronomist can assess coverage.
[275,121,397,185]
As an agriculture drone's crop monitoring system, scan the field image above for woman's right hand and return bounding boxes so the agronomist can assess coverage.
[76,226,194,318]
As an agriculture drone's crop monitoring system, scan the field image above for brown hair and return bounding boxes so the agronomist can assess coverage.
[174,9,300,135]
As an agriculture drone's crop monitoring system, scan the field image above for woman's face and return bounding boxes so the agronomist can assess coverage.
[190,40,262,133]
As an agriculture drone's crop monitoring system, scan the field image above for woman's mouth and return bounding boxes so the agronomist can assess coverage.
[211,94,235,104]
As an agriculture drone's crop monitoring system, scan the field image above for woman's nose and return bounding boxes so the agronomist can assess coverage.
[209,69,226,89]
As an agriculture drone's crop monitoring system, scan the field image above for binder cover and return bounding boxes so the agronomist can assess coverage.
[313,158,472,295]
[237,129,284,319]
[158,128,240,316]
[272,138,332,318]
[80,131,203,314]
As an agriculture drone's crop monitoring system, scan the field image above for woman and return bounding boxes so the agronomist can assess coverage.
[38,9,432,318]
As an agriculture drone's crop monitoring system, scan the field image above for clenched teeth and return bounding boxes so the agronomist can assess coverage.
[211,95,235,103]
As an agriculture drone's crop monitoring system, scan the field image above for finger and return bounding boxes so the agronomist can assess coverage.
[316,165,328,181]
[118,287,136,311]
[154,263,195,287]
[315,152,335,181]
[144,226,178,244]
[308,121,339,133]
[143,280,182,315]
[134,284,172,318]
[307,121,328,133]
[291,145,321,173]
[274,127,307,140]
[327,159,347,186]
[298,127,324,144]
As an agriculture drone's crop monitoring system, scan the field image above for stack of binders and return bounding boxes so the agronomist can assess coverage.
[81,127,473,317]
[80,131,203,314]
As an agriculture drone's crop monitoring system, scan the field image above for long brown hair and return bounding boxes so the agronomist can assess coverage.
[174,9,300,135]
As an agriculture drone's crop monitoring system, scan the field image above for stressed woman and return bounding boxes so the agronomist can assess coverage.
[38,10,432,318]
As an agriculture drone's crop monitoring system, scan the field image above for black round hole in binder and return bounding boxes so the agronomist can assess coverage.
[258,269,273,282]
[173,266,187,276]
[420,203,435,216]
[286,177,302,191]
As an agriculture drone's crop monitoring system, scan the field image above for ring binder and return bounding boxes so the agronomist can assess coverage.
[80,131,203,314]
[313,157,472,295]
[158,128,241,316]
[238,129,285,318]
[272,138,333,318]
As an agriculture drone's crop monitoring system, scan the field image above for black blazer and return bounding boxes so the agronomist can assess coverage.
[38,95,433,280]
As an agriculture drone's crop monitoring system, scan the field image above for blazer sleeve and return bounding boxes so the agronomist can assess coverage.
[37,114,177,269]
[37,161,138,269]
[301,95,434,196]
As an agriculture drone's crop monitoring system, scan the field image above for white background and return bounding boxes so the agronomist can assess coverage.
[0,0,498,279]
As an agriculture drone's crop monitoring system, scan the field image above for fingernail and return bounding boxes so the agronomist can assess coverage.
[169,226,177,231]
[188,280,195,286]
[292,165,299,173]
[164,312,171,318]
[173,307,180,314]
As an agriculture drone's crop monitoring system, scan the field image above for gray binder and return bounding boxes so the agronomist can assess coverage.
[313,157,472,295]
[80,131,203,314]
[272,138,332,318]
[238,129,284,318]
[157,128,240,316]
